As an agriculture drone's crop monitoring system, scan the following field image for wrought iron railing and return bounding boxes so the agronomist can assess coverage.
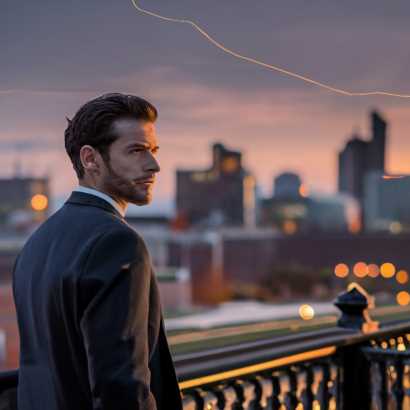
[2,284,410,409]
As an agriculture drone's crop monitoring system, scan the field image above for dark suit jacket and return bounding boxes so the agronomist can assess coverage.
[12,191,183,410]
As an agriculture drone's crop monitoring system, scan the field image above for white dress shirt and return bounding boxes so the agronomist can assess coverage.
[74,185,127,217]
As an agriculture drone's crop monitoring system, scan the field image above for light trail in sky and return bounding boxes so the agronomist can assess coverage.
[130,0,410,99]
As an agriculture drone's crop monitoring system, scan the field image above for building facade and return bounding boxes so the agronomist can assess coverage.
[176,143,256,228]
[364,171,410,233]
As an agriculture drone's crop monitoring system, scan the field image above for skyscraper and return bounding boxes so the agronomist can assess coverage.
[338,110,387,203]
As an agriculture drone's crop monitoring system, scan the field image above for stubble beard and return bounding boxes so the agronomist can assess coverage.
[102,161,152,206]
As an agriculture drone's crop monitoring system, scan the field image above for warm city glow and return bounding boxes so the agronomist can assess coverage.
[396,270,409,285]
[348,219,361,234]
[299,184,308,198]
[30,194,48,211]
[283,220,297,235]
[222,157,239,173]
[353,262,368,278]
[299,304,315,320]
[382,175,406,180]
[312,401,321,410]
[380,263,396,278]
[396,291,410,306]
[390,221,402,235]
[334,263,349,278]
[367,264,380,278]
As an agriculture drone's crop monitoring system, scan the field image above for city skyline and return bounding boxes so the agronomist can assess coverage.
[1,1,410,213]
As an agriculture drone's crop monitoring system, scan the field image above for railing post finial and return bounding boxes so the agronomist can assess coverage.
[334,282,379,333]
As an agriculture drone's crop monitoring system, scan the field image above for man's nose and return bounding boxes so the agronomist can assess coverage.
[146,153,161,173]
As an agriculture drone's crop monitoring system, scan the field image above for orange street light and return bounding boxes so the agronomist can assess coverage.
[380,263,396,278]
[353,262,368,278]
[396,270,409,285]
[396,291,410,306]
[31,194,48,211]
[334,263,349,278]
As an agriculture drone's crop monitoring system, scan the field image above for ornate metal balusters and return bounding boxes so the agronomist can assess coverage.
[275,369,299,410]
[299,365,314,410]
[252,376,273,410]
[216,385,240,410]
[229,380,258,410]
[182,390,201,410]
[270,373,283,410]
[328,363,338,410]
[376,360,388,410]
[317,363,331,409]
[391,359,404,410]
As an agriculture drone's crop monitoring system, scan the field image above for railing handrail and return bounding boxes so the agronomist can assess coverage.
[174,319,410,383]
[3,319,410,386]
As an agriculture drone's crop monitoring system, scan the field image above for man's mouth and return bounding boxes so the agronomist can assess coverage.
[134,179,155,185]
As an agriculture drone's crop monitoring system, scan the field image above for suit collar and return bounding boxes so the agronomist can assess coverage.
[65,191,124,219]
[73,185,126,217]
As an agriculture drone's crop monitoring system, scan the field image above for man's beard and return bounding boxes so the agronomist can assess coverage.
[101,160,151,206]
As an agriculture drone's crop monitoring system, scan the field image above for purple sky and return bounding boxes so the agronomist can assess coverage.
[1,0,410,213]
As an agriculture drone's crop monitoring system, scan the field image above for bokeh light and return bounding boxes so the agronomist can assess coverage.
[396,270,409,285]
[396,291,410,306]
[299,304,315,320]
[390,221,402,234]
[30,194,48,211]
[380,263,396,278]
[353,262,368,278]
[283,220,297,235]
[334,263,349,278]
[367,264,380,278]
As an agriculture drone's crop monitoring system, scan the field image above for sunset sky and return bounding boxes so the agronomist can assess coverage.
[1,0,410,214]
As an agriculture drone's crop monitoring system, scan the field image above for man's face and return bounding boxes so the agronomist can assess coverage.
[98,118,160,206]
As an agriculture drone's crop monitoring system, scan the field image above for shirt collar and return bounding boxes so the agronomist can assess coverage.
[73,186,127,218]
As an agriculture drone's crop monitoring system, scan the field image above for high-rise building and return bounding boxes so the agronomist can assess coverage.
[338,110,387,203]
[176,143,256,228]
[364,171,410,233]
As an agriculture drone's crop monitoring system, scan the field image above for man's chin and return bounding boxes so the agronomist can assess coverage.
[128,195,152,206]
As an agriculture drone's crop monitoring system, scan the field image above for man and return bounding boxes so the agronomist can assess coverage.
[12,93,183,409]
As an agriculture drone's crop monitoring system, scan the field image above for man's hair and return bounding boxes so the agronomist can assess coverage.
[64,93,158,179]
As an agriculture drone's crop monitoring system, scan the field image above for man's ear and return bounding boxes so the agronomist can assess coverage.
[80,145,100,175]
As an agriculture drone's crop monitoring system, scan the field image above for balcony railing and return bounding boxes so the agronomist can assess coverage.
[2,284,410,409]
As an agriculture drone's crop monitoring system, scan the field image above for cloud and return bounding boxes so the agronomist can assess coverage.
[1,64,408,203]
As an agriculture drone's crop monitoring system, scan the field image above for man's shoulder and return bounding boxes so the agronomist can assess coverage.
[86,221,148,264]
[94,222,144,247]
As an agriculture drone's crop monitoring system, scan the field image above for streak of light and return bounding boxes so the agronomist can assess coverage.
[131,1,410,99]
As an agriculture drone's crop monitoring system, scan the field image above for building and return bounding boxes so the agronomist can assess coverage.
[0,176,51,229]
[176,143,256,228]
[260,173,360,234]
[338,110,387,204]
[273,172,302,199]
[364,171,410,233]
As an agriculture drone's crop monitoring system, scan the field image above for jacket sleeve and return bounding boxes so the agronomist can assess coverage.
[78,228,157,410]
